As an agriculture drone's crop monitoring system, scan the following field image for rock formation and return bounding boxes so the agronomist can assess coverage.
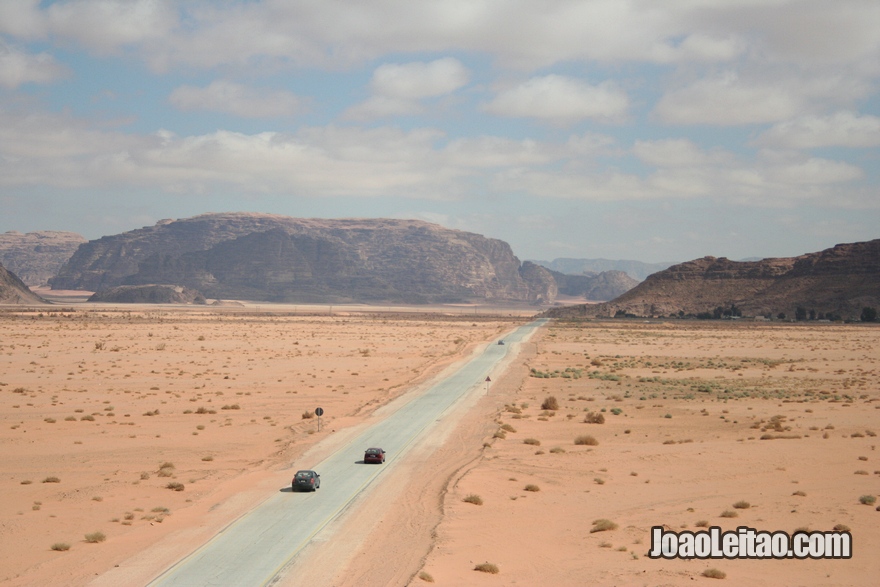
[52,213,557,304]
[88,285,206,304]
[532,258,674,281]
[546,239,880,320]
[0,231,86,286]
[0,262,46,304]
[550,269,639,301]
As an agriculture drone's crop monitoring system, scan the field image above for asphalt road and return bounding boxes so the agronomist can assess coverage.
[148,319,546,587]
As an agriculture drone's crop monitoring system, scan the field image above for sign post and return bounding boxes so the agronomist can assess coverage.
[485,376,491,393]
[315,406,324,432]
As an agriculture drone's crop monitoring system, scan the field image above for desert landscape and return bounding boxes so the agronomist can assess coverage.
[2,305,878,586]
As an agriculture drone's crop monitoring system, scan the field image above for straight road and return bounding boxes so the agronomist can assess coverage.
[148,319,546,587]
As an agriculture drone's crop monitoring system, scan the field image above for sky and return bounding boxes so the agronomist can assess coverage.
[0,0,878,264]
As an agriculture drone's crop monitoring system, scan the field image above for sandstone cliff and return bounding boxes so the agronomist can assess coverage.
[546,239,880,320]
[52,213,556,304]
[0,231,86,286]
[0,262,46,304]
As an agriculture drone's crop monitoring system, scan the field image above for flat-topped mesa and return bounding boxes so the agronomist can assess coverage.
[51,213,556,304]
[545,239,880,320]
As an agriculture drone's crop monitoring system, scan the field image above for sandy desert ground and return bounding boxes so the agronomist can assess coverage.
[2,307,879,586]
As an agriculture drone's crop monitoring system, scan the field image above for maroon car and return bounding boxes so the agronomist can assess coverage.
[364,448,386,464]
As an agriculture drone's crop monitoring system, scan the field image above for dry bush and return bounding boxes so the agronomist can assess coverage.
[523,438,541,446]
[541,396,559,411]
[702,568,726,579]
[166,482,185,491]
[792,490,806,496]
[500,423,516,433]
[302,410,314,419]
[720,510,738,518]
[201,455,214,461]
[51,542,71,551]
[859,495,876,505]
[474,563,499,574]
[833,524,850,532]
[732,501,750,509]
[462,494,483,505]
[695,520,709,528]
[418,571,434,582]
[549,447,566,454]
[84,531,106,543]
[575,435,598,446]
[590,519,618,533]
[583,411,605,424]
[42,476,60,483]
[524,484,540,492]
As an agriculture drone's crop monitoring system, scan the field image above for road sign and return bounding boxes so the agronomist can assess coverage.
[315,407,324,416]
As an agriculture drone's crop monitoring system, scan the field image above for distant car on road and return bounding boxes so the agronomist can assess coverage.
[497,340,504,345]
[363,447,386,464]
[292,470,320,492]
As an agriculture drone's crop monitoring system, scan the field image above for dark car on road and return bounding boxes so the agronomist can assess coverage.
[292,470,320,491]
[363,448,386,464]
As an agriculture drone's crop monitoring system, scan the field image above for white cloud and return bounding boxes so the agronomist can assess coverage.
[46,0,177,54]
[168,80,306,118]
[371,58,469,100]
[484,75,628,123]
[756,111,880,148]
[0,0,47,38]
[0,40,67,88]
[633,138,732,168]
[344,58,469,120]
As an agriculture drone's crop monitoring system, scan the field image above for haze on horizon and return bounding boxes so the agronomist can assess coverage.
[1,1,878,264]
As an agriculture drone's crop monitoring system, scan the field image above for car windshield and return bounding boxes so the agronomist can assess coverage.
[296,472,311,478]
[366,449,379,454]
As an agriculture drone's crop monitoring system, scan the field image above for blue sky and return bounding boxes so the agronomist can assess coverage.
[1,0,878,264]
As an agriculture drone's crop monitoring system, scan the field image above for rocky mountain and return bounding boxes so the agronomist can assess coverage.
[51,213,557,304]
[0,262,46,304]
[546,239,880,320]
[0,231,86,286]
[88,285,206,304]
[550,269,640,301]
[532,258,675,281]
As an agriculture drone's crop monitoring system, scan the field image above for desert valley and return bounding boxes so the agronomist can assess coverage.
[1,216,878,585]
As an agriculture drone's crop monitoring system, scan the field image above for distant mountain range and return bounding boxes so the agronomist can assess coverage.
[531,258,675,281]
[546,239,880,321]
[0,262,45,304]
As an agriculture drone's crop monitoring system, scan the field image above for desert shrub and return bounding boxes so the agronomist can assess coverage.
[549,447,566,454]
[221,404,240,410]
[590,519,618,533]
[474,563,499,574]
[51,542,71,551]
[541,396,559,411]
[583,411,605,424]
[524,484,540,492]
[84,531,106,543]
[166,482,185,491]
[493,431,506,439]
[42,476,60,483]
[695,520,709,528]
[732,501,750,509]
[500,423,516,433]
[720,510,738,518]
[80,415,95,421]
[201,455,214,461]
[859,495,876,505]
[64,416,76,421]
[702,568,726,579]
[462,494,483,505]
[574,435,598,446]
[523,438,541,446]
[418,571,434,582]
[833,524,850,532]
[20,480,32,485]
[302,410,314,419]
[792,490,806,496]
